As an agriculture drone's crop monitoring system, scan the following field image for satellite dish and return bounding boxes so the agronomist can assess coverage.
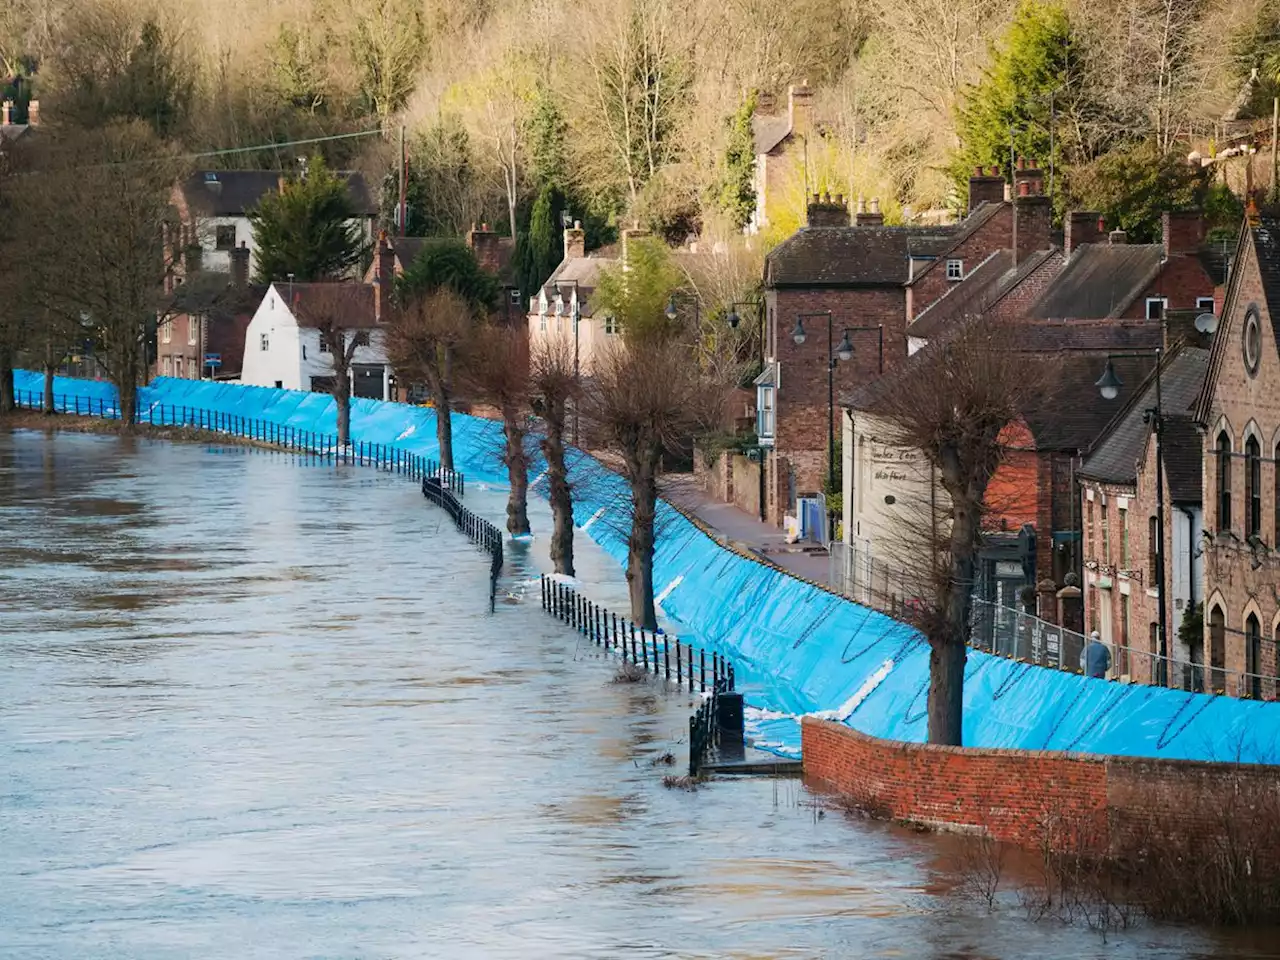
[1194,312,1218,334]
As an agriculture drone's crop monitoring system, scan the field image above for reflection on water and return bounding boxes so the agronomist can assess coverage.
[0,430,1274,959]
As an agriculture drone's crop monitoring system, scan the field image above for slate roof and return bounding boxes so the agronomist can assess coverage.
[279,282,379,329]
[1079,348,1209,494]
[752,114,792,155]
[905,202,1007,287]
[0,123,28,143]
[1251,216,1280,348]
[1162,416,1205,502]
[766,225,958,287]
[1012,321,1163,353]
[182,170,378,217]
[539,257,612,318]
[1028,243,1164,319]
[910,250,1013,337]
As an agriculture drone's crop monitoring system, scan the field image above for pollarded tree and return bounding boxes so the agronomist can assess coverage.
[529,333,580,576]
[249,154,366,283]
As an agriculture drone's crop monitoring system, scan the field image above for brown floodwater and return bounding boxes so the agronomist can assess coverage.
[2,430,1277,959]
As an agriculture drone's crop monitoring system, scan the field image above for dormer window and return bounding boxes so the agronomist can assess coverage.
[604,315,617,335]
[1145,297,1167,320]
[946,259,963,281]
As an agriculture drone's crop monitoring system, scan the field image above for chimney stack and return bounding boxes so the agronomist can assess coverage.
[855,196,884,227]
[26,100,38,125]
[1164,308,1212,350]
[467,222,500,274]
[807,192,850,228]
[231,241,250,289]
[564,219,586,260]
[621,227,649,269]
[1162,210,1205,257]
[1064,211,1105,257]
[374,232,395,322]
[967,165,1006,213]
[1,100,11,125]
[1109,229,1128,245]
[1011,160,1051,266]
[788,80,813,139]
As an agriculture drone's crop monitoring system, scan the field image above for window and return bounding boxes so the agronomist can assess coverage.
[188,316,198,346]
[260,332,270,352]
[1243,307,1262,377]
[1246,614,1262,699]
[604,315,618,336]
[1196,297,1215,313]
[1086,498,1094,551]
[1145,297,1168,320]
[319,334,330,353]
[174,356,183,378]
[1148,515,1158,579]
[1101,504,1110,561]
[161,320,171,344]
[1217,431,1233,532]
[302,345,307,361]
[757,385,776,441]
[1246,435,1262,539]
[509,288,522,305]
[1209,606,1226,692]
[539,314,547,332]
[215,225,236,250]
[1119,507,1129,567]
[162,356,172,376]
[946,259,963,281]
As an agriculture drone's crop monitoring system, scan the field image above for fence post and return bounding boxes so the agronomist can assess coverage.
[664,636,671,680]
[676,639,683,685]
[642,629,649,670]
[687,645,694,691]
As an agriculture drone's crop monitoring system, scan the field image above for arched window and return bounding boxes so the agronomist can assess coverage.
[1217,432,1233,533]
[1209,605,1227,693]
[1246,436,1262,539]
[1246,614,1262,700]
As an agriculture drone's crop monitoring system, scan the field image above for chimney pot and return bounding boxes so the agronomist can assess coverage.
[1,100,11,125]
[26,100,38,125]
[1109,229,1128,244]
[974,165,984,176]
[1018,181,1030,197]
[857,196,866,214]
[564,220,586,260]
[869,197,880,214]
[1016,157,1026,171]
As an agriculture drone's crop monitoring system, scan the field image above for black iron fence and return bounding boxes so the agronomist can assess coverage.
[539,576,735,774]
[423,477,503,610]
[12,390,465,495]
[688,675,735,777]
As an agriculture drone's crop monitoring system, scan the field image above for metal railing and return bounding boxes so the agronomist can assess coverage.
[688,675,733,776]
[831,541,1279,701]
[423,476,502,610]
[12,390,465,495]
[539,576,735,774]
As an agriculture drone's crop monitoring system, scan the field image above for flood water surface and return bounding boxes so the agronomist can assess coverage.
[1,430,1275,959]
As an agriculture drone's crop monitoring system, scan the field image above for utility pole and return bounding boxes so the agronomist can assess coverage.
[1270,98,1278,203]
[398,124,408,237]
[1049,91,1056,204]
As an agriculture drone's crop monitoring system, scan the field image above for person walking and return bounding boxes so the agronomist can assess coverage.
[1081,630,1111,679]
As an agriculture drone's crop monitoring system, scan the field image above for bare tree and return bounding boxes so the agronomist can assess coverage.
[290,287,371,446]
[385,288,471,472]
[529,332,580,575]
[461,321,532,535]
[868,318,1055,746]
[585,338,719,628]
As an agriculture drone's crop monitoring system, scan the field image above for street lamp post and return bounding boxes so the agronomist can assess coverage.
[726,300,766,366]
[1095,347,1168,686]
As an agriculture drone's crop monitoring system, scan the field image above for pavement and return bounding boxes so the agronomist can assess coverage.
[662,474,832,585]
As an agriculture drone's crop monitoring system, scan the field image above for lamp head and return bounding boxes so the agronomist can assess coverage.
[665,295,678,322]
[791,318,807,345]
[1095,359,1123,401]
[836,330,854,362]
[727,309,740,329]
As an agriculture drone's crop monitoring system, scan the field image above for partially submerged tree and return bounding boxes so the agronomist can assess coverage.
[529,333,581,575]
[867,318,1055,746]
[290,286,371,445]
[462,322,532,535]
[386,288,472,472]
[249,154,365,282]
[585,338,718,628]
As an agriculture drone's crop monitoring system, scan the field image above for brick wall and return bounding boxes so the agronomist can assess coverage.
[1122,255,1216,318]
[989,251,1065,321]
[802,717,1280,850]
[771,287,904,507]
[909,205,1012,319]
[693,447,733,503]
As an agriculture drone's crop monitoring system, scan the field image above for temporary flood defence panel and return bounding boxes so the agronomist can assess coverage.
[18,371,1280,767]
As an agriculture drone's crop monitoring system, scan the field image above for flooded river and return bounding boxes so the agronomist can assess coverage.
[2,430,1276,959]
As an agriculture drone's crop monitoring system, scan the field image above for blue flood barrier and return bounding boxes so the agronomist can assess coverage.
[16,372,1280,767]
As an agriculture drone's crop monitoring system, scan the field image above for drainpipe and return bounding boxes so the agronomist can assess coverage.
[1178,503,1197,612]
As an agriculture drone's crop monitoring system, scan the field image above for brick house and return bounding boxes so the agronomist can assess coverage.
[749,82,815,235]
[156,244,262,381]
[1078,346,1210,684]
[1193,212,1280,699]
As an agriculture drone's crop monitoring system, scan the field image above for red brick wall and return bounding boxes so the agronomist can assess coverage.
[770,287,905,503]
[909,206,1012,319]
[1121,255,1216,318]
[989,251,1065,321]
[802,717,1280,850]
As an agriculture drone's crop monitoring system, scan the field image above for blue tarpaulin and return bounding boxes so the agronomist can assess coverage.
[16,372,1280,766]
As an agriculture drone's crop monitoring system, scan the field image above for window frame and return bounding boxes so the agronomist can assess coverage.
[1217,432,1233,533]
[1246,613,1262,699]
[1148,515,1158,580]
[1196,297,1215,313]
[945,259,963,281]
[604,315,618,336]
[1101,503,1110,561]
[260,332,270,352]
[214,225,236,251]
[757,385,776,443]
[161,320,171,344]
[1145,297,1168,320]
[187,316,198,347]
[1119,507,1129,567]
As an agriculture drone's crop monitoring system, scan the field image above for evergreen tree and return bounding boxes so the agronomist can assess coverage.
[397,240,499,314]
[248,155,365,282]
[952,1,1082,198]
[515,183,562,306]
[715,91,757,228]
[1060,142,1209,243]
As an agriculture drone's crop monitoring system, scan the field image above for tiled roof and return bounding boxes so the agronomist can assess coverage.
[909,249,1013,337]
[1028,243,1164,319]
[1079,348,1209,489]
[183,170,378,217]
[1250,216,1280,349]
[0,123,28,143]
[279,282,379,329]
[540,257,612,318]
[1011,321,1163,353]
[766,225,958,287]
[1162,416,1204,502]
[905,202,1006,286]
[752,114,791,155]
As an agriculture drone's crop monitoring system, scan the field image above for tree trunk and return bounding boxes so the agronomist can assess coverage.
[433,378,453,473]
[0,352,14,414]
[927,497,980,746]
[543,404,575,576]
[502,402,530,535]
[626,450,660,630]
[42,337,55,414]
[334,369,351,446]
